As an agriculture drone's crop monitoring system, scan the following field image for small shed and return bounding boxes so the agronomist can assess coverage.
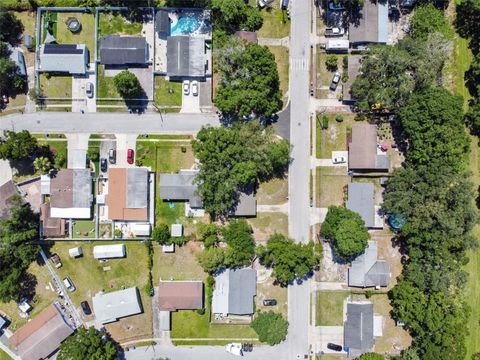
[68,247,83,258]
[132,223,151,237]
[326,39,349,53]
[163,244,175,253]
[18,300,31,313]
[93,244,126,259]
[171,223,183,237]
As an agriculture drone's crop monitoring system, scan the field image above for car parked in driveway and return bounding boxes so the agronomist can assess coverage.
[86,82,94,98]
[327,343,342,351]
[127,149,134,164]
[80,300,91,315]
[330,71,341,91]
[63,277,75,292]
[50,254,62,268]
[263,299,277,306]
[100,158,107,172]
[108,149,116,164]
[191,80,198,96]
[183,80,190,95]
[333,156,346,164]
[324,27,345,36]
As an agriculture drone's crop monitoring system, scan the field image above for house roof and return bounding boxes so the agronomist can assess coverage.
[40,203,66,237]
[0,316,6,329]
[92,287,142,324]
[231,191,257,217]
[39,44,88,74]
[344,302,374,356]
[8,45,27,76]
[234,31,258,43]
[10,304,74,360]
[100,36,148,65]
[107,168,148,221]
[348,124,390,171]
[348,0,388,45]
[342,55,363,102]
[212,268,256,315]
[158,281,203,311]
[49,169,92,218]
[167,36,206,78]
[0,180,19,219]
[155,10,171,37]
[159,170,203,208]
[348,241,391,287]
[346,182,375,228]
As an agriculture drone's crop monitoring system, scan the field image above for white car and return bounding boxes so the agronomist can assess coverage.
[258,0,274,8]
[333,156,346,164]
[183,80,190,95]
[191,80,199,96]
[226,343,243,356]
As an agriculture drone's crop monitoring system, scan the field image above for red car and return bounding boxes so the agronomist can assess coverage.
[127,149,134,164]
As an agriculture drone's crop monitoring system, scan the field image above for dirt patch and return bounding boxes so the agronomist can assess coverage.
[248,212,288,242]
[254,261,288,318]
[316,241,348,282]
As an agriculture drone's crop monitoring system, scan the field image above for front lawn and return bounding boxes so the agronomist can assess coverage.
[256,177,288,205]
[315,291,349,326]
[55,13,95,59]
[38,140,67,169]
[257,3,290,38]
[267,46,289,105]
[315,114,355,159]
[39,74,72,99]
[135,141,195,172]
[316,167,349,208]
[154,77,182,108]
[247,212,288,241]
[99,12,143,37]
[97,65,121,99]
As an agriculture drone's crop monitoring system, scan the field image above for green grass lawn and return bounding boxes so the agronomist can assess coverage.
[256,177,288,205]
[316,167,349,208]
[99,12,143,37]
[154,77,182,108]
[56,13,95,59]
[72,219,95,238]
[315,291,349,326]
[257,3,290,38]
[317,52,345,89]
[97,65,121,99]
[156,199,185,226]
[0,349,11,360]
[39,140,67,169]
[316,114,355,158]
[135,141,195,172]
[247,212,289,241]
[39,74,72,99]
[267,46,289,105]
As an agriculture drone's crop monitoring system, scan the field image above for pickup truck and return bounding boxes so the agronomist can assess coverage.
[324,27,345,37]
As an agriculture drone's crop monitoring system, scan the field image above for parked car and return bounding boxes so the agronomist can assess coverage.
[85,82,94,98]
[50,253,62,269]
[328,1,345,10]
[80,300,91,315]
[330,71,341,91]
[263,299,277,306]
[226,343,243,356]
[191,80,199,96]
[63,277,76,292]
[324,27,345,37]
[183,80,190,95]
[327,343,342,352]
[100,158,107,172]
[127,149,134,164]
[108,149,116,164]
[258,0,274,7]
[333,156,346,164]
[281,0,289,10]
[242,344,253,352]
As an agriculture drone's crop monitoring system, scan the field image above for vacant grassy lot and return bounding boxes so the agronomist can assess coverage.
[49,242,153,342]
[256,177,288,205]
[39,74,72,99]
[154,77,182,108]
[97,65,121,99]
[56,13,95,58]
[135,141,195,172]
[99,12,143,37]
[257,277,288,318]
[315,113,354,159]
[257,3,290,38]
[316,291,349,326]
[316,167,349,208]
[267,46,289,105]
[248,212,288,242]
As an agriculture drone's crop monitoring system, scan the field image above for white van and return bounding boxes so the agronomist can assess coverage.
[63,277,76,292]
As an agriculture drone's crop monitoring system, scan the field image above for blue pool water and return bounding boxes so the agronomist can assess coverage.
[171,16,201,35]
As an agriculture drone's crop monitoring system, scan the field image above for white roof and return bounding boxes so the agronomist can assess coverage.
[374,315,384,336]
[326,39,349,50]
[40,175,51,195]
[163,244,175,253]
[93,244,126,259]
[131,223,151,236]
[171,223,183,237]
[92,287,142,324]
[50,207,91,219]
[68,247,82,257]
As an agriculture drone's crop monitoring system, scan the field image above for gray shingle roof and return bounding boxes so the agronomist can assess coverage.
[344,302,374,355]
[346,182,375,228]
[167,36,206,78]
[231,191,257,217]
[348,241,390,287]
[100,36,148,65]
[348,124,390,171]
[212,268,256,315]
[127,167,148,209]
[72,169,92,208]
[155,10,171,37]
[159,170,203,208]
[92,287,142,324]
[39,44,88,74]
[348,0,388,45]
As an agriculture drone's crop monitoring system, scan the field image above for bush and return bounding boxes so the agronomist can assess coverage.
[251,311,288,345]
[335,115,344,122]
[321,115,329,129]
[196,308,206,315]
[87,147,99,162]
[113,70,143,99]
[325,54,338,71]
[114,229,122,238]
[152,224,170,245]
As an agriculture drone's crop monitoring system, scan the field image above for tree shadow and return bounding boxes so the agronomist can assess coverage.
[17,272,37,302]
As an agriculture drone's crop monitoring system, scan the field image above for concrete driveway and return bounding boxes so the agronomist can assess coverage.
[100,136,116,175]
[72,63,96,113]
[128,67,154,100]
[115,134,137,168]
[66,134,89,169]
[181,81,201,113]
[313,326,345,355]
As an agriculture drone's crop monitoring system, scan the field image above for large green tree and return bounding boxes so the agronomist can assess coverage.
[58,327,119,360]
[0,130,38,162]
[465,53,480,97]
[0,10,23,45]
[113,70,143,99]
[410,4,452,40]
[256,233,322,285]
[211,0,262,33]
[456,0,480,53]
[192,122,289,218]
[321,206,369,260]
[223,219,256,267]
[214,37,282,118]
[0,57,25,98]
[250,311,288,345]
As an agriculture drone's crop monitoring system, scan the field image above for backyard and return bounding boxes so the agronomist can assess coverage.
[55,12,95,59]
[98,12,144,37]
[154,77,182,109]
[315,167,349,208]
[267,46,289,106]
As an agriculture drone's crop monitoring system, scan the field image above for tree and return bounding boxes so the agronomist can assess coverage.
[357,354,385,360]
[321,206,369,260]
[410,4,452,40]
[211,0,262,33]
[196,246,225,274]
[113,70,143,99]
[0,57,26,98]
[466,99,480,135]
[0,130,38,162]
[250,311,288,345]
[34,156,52,174]
[152,224,171,245]
[325,54,338,71]
[465,53,480,98]
[0,10,23,45]
[214,37,281,118]
[256,233,322,285]
[456,0,480,53]
[223,219,255,267]
[58,327,118,360]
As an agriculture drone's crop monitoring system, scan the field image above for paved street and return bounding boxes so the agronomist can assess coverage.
[0,112,220,134]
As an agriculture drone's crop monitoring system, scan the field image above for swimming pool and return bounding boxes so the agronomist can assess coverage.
[171,16,201,36]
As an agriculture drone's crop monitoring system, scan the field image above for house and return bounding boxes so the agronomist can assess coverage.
[93,244,126,259]
[100,36,148,66]
[38,44,89,75]
[234,31,258,44]
[8,45,27,76]
[155,9,171,39]
[344,302,374,357]
[92,287,142,324]
[10,303,75,360]
[348,124,390,172]
[212,268,256,316]
[159,170,203,208]
[346,182,376,228]
[47,169,93,219]
[106,168,149,221]
[40,203,66,238]
[166,36,206,78]
[342,55,363,103]
[348,241,390,288]
[348,0,388,47]
[158,280,204,330]
[0,180,20,219]
[325,39,350,53]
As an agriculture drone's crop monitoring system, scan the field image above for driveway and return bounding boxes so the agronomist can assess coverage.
[99,136,116,175]
[312,326,345,355]
[115,134,137,168]
[72,63,96,113]
[128,67,154,100]
[181,82,201,113]
[66,134,89,169]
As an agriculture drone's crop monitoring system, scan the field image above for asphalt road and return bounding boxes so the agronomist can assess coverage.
[286,0,312,357]
[0,112,220,134]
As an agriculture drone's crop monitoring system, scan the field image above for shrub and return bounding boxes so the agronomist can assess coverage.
[321,115,329,129]
[325,54,338,71]
[251,311,288,345]
[335,115,344,122]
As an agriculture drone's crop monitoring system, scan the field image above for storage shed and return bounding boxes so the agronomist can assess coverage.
[69,247,83,258]
[93,244,126,259]
[171,223,183,237]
